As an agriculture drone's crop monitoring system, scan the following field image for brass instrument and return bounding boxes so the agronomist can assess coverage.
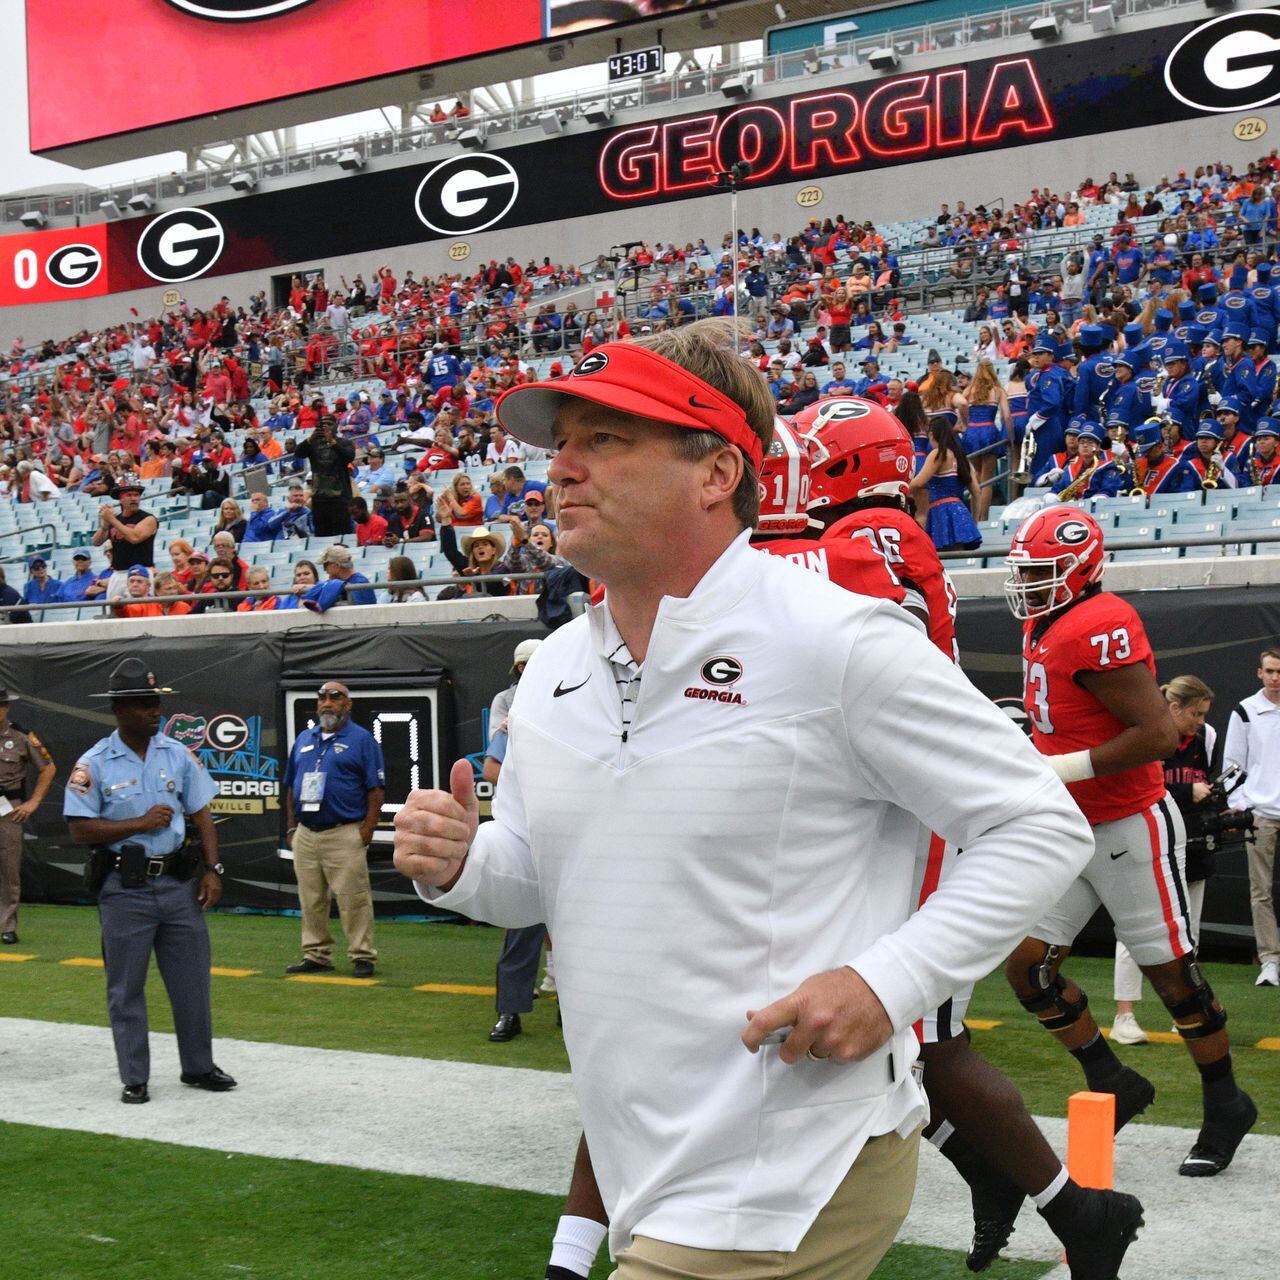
[1203,451,1224,490]
[1013,420,1037,486]
[1127,457,1149,498]
[1251,454,1263,487]
[1057,456,1100,503]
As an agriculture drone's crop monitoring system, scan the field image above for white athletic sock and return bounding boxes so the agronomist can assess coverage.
[926,1119,955,1150]
[549,1214,607,1277]
[1030,1165,1069,1210]
[544,949,555,979]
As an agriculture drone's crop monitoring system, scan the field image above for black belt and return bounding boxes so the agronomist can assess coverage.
[298,820,358,833]
[112,850,188,878]
[2,791,23,801]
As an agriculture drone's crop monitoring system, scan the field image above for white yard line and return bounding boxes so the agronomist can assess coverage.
[1,1018,1275,1277]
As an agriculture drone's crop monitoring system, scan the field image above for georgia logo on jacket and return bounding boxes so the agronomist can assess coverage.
[685,656,746,705]
[164,1,318,20]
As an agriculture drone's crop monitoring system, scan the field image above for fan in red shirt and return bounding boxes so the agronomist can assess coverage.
[1002,505,1255,1179]
[801,398,1143,1273]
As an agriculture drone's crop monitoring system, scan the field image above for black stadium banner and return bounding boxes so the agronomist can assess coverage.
[2,583,1277,949]
[74,11,1280,297]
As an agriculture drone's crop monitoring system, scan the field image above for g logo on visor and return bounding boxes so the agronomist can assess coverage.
[572,352,610,377]
[1165,11,1280,113]
[164,1,319,19]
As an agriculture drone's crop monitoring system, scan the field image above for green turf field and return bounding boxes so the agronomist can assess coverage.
[3,904,1277,1133]
[1,1121,1054,1280]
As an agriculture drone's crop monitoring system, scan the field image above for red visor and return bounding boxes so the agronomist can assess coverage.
[495,343,765,472]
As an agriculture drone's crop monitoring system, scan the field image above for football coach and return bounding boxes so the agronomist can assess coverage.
[394,319,1094,1280]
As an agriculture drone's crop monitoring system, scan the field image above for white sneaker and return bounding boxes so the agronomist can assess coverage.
[1110,1012,1149,1045]
[1256,960,1280,987]
[538,971,557,995]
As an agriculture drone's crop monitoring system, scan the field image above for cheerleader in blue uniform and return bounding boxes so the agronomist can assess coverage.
[911,416,983,551]
[962,357,1013,519]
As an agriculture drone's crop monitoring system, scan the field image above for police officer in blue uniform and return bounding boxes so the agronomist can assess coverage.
[64,658,233,1104]
[282,681,385,978]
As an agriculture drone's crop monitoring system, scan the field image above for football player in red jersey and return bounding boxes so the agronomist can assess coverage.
[799,400,1143,1274]
[799,397,960,661]
[751,417,914,609]
[1003,506,1256,1177]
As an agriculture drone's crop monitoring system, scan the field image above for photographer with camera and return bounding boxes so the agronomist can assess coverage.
[1224,649,1280,988]
[293,413,355,537]
[1110,676,1251,1042]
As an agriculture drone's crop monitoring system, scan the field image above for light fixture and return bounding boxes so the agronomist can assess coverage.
[868,47,900,71]
[548,43,567,63]
[1088,3,1115,32]
[1029,15,1060,39]
[458,127,486,150]
[773,3,787,21]
[99,198,122,219]
[19,210,46,229]
[417,71,435,92]
[583,101,612,125]
[698,10,718,28]
[1204,0,1235,8]
[126,192,155,212]
[720,75,751,100]
[337,149,364,171]
[230,172,257,192]
[539,111,563,137]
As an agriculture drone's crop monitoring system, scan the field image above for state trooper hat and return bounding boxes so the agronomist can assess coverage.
[92,657,176,699]
[0,687,18,703]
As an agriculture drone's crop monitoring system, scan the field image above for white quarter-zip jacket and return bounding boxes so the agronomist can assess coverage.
[422,531,1093,1256]
[1223,689,1280,817]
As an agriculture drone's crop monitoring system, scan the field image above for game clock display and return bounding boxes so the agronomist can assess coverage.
[282,675,448,848]
[608,46,664,80]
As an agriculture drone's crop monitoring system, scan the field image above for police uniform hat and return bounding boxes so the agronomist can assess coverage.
[1162,341,1190,363]
[91,657,176,699]
[1196,420,1225,440]
[1247,329,1271,348]
[1216,397,1243,417]
[1255,417,1280,438]
[0,687,19,703]
[1077,422,1106,443]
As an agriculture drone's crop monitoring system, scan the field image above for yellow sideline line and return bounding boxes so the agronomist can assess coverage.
[1258,1037,1280,1052]
[1102,1027,1183,1046]
[414,982,498,997]
[60,957,104,968]
[0,953,36,962]
[287,974,380,987]
[963,1019,1002,1031]
[210,967,259,978]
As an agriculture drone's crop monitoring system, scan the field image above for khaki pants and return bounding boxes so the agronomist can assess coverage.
[1247,815,1280,965]
[0,816,22,933]
[293,823,376,964]
[612,1128,921,1280]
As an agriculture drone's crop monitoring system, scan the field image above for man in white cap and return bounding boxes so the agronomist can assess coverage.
[394,318,1094,1280]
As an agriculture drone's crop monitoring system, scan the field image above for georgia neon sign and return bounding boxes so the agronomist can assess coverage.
[598,58,1055,199]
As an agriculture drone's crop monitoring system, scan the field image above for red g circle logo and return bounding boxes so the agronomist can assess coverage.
[165,1,319,20]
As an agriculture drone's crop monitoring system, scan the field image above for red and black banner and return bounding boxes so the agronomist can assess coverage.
[8,13,1276,308]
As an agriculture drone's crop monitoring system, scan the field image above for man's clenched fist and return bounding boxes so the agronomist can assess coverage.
[393,758,480,889]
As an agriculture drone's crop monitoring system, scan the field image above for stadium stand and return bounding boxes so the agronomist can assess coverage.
[4,142,1280,619]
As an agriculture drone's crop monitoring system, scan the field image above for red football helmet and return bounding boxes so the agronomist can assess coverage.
[799,398,915,509]
[1004,505,1106,620]
[758,417,811,534]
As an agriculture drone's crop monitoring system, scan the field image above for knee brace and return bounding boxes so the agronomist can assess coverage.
[1018,947,1088,1031]
[1165,955,1228,1040]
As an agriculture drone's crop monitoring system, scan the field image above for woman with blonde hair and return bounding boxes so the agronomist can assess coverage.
[963,359,1013,519]
[1112,674,1218,1045]
[920,366,969,429]
[215,498,246,543]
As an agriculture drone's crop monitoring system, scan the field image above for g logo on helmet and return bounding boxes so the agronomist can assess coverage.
[414,155,519,236]
[136,208,225,283]
[1165,11,1280,113]
[572,351,610,377]
[1056,519,1092,547]
[700,656,743,686]
[815,399,872,426]
[164,1,319,19]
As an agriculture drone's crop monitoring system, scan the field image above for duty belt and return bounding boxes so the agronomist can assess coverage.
[113,850,189,878]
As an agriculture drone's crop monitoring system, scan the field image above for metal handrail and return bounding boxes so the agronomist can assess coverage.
[0,521,56,551]
[0,0,1204,226]
[0,569,545,618]
[939,527,1280,561]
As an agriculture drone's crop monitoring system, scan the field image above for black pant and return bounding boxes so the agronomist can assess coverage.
[496,924,544,1015]
[311,497,352,537]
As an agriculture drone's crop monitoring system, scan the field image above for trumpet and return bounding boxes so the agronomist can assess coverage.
[1013,420,1037,485]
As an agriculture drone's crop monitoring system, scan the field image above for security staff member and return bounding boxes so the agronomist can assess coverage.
[0,687,55,944]
[283,682,384,978]
[64,658,234,1104]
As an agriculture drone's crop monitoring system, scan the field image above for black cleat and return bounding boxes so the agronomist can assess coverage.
[1095,1064,1156,1132]
[1179,1091,1257,1177]
[961,1153,1025,1271]
[1052,1187,1144,1280]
